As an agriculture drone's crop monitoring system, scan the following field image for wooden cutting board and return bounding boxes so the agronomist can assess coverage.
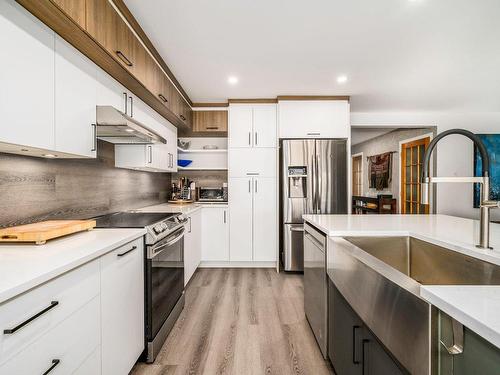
[0,220,96,245]
[168,200,194,205]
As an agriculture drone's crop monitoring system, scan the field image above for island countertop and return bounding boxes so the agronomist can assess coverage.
[303,214,500,349]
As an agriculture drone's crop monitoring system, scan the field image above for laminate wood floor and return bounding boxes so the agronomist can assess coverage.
[132,268,334,375]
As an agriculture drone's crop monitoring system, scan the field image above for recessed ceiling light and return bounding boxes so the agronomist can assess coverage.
[228,76,239,85]
[42,153,57,158]
[337,75,348,84]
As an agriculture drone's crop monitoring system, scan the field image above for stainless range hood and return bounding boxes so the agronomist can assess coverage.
[96,106,166,144]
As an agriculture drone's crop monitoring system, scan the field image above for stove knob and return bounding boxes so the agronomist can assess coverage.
[153,225,163,234]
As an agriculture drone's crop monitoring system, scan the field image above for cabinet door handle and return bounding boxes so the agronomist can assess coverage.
[246,173,260,176]
[307,132,321,136]
[188,217,192,233]
[248,132,251,145]
[91,123,97,152]
[255,132,258,146]
[4,301,59,334]
[180,114,186,121]
[117,245,137,257]
[129,96,134,117]
[158,93,168,103]
[206,126,219,130]
[148,146,153,164]
[353,326,361,364]
[248,179,251,193]
[123,92,128,114]
[255,179,258,193]
[168,153,171,168]
[115,50,133,67]
[362,339,370,375]
[223,210,227,224]
[42,359,60,375]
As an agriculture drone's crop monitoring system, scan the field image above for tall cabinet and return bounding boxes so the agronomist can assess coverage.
[228,104,278,264]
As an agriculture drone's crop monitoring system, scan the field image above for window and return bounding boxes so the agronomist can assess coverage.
[400,137,430,214]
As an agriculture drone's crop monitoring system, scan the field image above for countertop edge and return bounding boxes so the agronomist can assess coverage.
[0,228,146,305]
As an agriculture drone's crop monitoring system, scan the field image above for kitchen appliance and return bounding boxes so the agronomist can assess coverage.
[280,139,347,271]
[96,105,166,144]
[94,211,187,363]
[198,187,226,202]
[304,222,328,358]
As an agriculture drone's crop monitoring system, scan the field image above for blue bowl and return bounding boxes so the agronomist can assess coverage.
[178,159,193,167]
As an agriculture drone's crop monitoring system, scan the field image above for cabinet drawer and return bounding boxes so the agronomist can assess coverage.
[73,345,101,375]
[0,260,99,364]
[0,296,100,375]
[229,148,277,178]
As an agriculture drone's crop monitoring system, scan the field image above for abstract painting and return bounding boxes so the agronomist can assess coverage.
[474,134,500,208]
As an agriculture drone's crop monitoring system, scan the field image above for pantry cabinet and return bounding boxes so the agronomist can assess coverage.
[278,100,350,139]
[228,148,277,178]
[229,177,277,262]
[229,104,277,148]
[201,206,229,262]
[100,238,144,375]
[184,209,202,285]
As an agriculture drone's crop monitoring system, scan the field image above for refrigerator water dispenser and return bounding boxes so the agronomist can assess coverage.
[288,166,307,198]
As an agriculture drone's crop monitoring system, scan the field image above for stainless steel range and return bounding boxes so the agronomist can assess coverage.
[94,211,187,363]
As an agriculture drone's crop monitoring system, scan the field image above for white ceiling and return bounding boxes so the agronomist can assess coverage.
[124,0,500,112]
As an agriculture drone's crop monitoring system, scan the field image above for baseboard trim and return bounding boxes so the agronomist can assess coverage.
[199,261,276,268]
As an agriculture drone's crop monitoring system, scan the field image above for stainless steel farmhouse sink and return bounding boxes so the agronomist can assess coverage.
[328,236,500,375]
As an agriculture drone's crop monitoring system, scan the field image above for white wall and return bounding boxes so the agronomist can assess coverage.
[351,112,500,220]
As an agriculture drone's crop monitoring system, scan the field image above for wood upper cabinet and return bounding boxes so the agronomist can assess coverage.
[193,111,228,132]
[86,0,136,74]
[51,0,86,28]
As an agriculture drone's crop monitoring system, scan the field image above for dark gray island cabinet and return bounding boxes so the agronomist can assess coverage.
[328,279,407,375]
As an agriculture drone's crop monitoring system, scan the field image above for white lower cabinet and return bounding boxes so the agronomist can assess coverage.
[184,209,202,285]
[201,206,229,262]
[0,238,145,375]
[101,238,144,375]
[229,177,277,262]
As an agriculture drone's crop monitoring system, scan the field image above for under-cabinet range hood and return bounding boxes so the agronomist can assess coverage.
[96,106,166,144]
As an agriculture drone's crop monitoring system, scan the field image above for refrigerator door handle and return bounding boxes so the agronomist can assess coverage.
[311,153,316,214]
[316,153,321,213]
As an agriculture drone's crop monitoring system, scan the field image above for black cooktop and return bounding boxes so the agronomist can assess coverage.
[94,212,177,228]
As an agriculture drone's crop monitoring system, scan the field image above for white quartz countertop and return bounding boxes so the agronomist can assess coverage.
[303,214,500,349]
[0,228,145,304]
[135,202,227,215]
[421,286,500,349]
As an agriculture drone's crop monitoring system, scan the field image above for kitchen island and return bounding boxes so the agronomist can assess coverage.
[303,214,500,375]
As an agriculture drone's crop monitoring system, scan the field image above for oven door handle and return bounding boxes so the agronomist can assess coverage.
[150,227,185,257]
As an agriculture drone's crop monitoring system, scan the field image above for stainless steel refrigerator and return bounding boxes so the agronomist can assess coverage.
[280,139,347,271]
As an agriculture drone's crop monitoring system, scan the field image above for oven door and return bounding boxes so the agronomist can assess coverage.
[145,226,185,341]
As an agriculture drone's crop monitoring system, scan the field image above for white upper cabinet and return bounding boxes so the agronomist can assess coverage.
[229,104,277,148]
[115,144,170,172]
[253,105,277,148]
[0,0,55,151]
[96,67,128,113]
[55,36,97,158]
[278,100,350,139]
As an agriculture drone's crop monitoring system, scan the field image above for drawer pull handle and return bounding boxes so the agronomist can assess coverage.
[115,50,133,67]
[158,93,168,103]
[206,126,219,130]
[42,359,60,375]
[4,301,59,335]
[117,245,137,257]
[180,114,186,121]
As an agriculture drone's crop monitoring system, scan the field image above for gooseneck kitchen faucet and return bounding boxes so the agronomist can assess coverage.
[421,129,499,249]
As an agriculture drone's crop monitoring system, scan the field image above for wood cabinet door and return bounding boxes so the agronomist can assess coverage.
[193,111,228,132]
[51,0,86,28]
[252,177,277,261]
[86,0,135,73]
[229,178,253,261]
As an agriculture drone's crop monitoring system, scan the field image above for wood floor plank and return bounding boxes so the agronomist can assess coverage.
[132,268,334,375]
